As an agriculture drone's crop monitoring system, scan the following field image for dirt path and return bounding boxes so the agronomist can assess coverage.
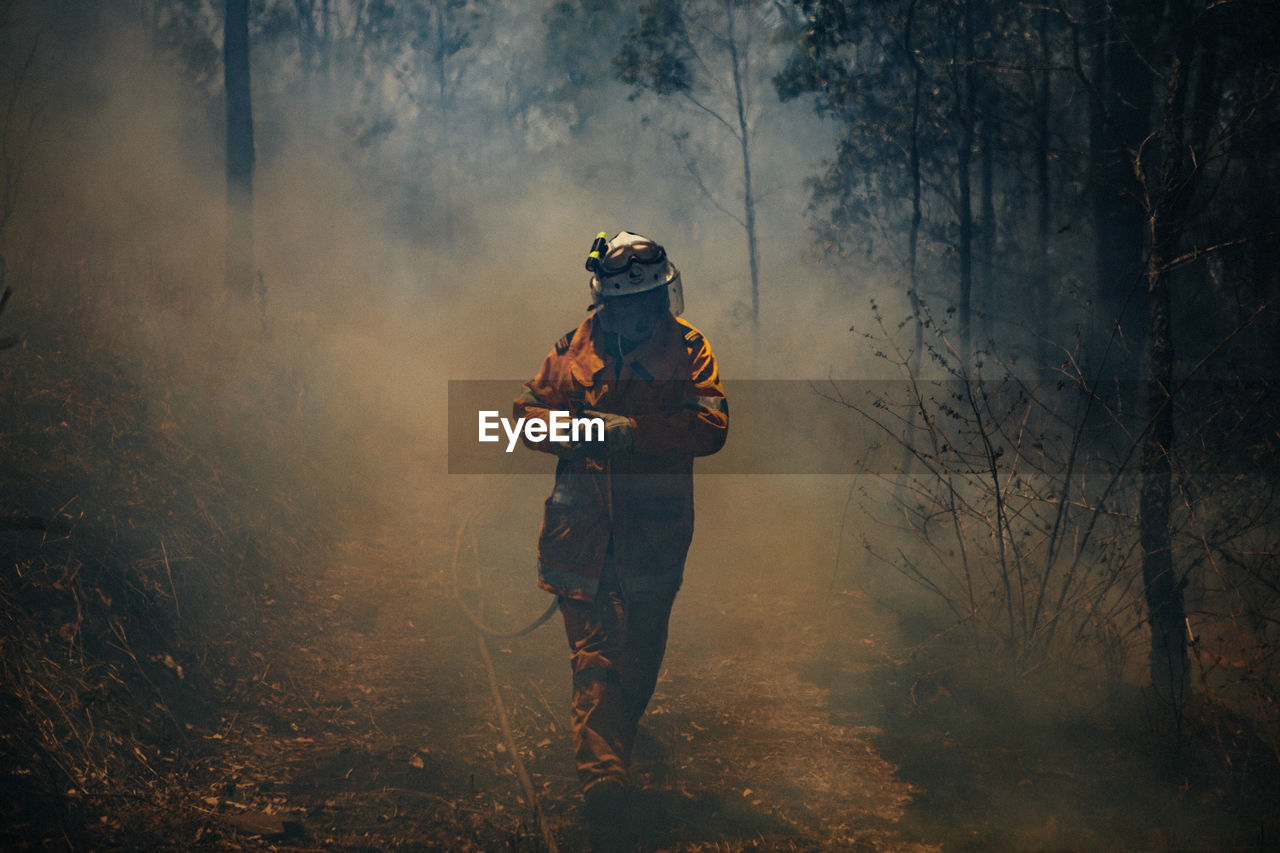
[171,483,937,852]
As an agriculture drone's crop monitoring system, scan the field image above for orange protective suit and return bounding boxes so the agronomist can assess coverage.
[515,311,727,601]
[514,310,727,790]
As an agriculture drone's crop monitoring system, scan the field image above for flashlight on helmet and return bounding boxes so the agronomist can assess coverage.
[585,232,609,274]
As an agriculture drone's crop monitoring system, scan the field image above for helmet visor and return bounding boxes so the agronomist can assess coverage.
[600,240,665,274]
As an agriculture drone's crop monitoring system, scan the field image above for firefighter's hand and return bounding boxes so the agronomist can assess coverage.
[582,409,634,457]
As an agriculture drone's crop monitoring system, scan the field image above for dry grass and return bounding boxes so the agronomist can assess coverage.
[0,259,327,846]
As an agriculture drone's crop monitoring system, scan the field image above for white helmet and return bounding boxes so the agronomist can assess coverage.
[586,231,684,316]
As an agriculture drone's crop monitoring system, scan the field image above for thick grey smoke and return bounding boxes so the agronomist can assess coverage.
[9,7,1266,851]
[0,2,899,603]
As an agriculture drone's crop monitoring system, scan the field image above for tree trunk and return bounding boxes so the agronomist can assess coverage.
[1034,8,1052,371]
[979,103,994,352]
[956,0,976,362]
[1086,0,1151,377]
[725,0,760,339]
[896,2,925,496]
[225,0,255,295]
[1140,0,1195,723]
[320,0,332,84]
[292,0,316,136]
[976,0,995,354]
[436,3,450,152]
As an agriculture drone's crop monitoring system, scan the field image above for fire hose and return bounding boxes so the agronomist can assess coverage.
[449,501,559,853]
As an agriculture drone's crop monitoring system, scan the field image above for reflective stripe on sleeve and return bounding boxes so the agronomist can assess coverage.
[684,395,727,414]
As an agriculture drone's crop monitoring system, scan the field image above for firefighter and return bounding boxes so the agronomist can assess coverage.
[514,231,727,839]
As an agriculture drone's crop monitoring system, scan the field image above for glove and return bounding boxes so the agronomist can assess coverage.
[582,409,634,457]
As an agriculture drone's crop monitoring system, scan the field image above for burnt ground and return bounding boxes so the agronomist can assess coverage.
[103,489,937,853]
[26,485,1273,853]
[5,452,1280,852]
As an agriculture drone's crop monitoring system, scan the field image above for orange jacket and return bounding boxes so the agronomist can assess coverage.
[514,312,727,601]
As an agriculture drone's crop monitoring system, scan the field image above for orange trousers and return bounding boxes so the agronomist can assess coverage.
[558,579,677,792]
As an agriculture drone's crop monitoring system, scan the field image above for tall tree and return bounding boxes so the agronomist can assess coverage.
[780,0,1280,720]
[1135,0,1196,722]
[615,0,777,335]
[1081,0,1154,376]
[401,0,489,154]
[225,0,255,294]
[0,1,40,241]
[541,0,640,133]
[1068,0,1277,720]
[776,0,1027,363]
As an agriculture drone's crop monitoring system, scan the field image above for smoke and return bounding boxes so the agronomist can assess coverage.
[0,0,961,693]
[0,0,1073,664]
[6,7,1236,849]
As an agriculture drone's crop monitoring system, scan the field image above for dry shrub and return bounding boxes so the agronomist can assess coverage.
[0,252,327,840]
[835,299,1280,765]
